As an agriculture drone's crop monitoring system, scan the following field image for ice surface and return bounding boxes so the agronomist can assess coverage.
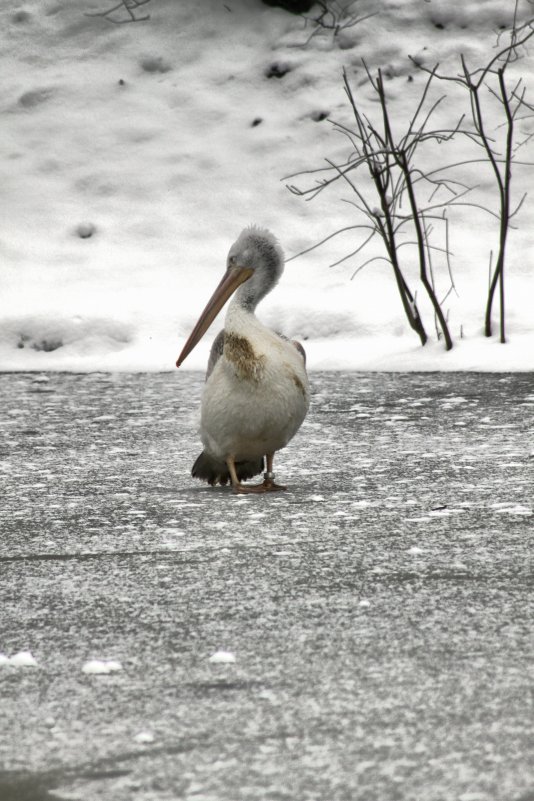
[1,372,533,800]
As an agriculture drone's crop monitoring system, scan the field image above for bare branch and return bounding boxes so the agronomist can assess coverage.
[86,0,151,23]
[285,224,374,262]
[329,230,377,267]
[297,1,376,47]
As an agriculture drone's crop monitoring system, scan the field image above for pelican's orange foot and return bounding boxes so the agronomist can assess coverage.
[232,479,286,494]
[262,479,287,492]
[227,456,287,494]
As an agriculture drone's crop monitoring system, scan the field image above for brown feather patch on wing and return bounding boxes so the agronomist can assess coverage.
[224,332,266,381]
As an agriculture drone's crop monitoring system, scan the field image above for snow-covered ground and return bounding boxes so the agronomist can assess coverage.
[1,0,533,371]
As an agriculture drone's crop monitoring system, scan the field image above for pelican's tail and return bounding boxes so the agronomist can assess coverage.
[192,452,264,486]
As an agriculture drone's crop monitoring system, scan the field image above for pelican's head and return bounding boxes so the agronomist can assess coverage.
[227,226,284,311]
[176,226,284,368]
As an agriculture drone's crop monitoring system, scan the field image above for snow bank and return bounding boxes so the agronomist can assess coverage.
[1,0,533,372]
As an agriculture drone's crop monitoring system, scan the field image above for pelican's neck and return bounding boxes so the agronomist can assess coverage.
[233,280,263,313]
[225,295,261,336]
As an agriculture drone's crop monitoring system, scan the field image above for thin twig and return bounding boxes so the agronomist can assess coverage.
[86,0,151,23]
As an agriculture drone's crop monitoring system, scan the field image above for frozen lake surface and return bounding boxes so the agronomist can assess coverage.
[0,372,533,801]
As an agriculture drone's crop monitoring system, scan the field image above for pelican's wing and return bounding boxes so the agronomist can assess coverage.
[276,332,307,367]
[206,330,305,379]
[205,329,225,380]
[291,339,306,367]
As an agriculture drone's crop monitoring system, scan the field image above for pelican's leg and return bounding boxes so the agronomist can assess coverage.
[226,456,263,494]
[226,456,246,493]
[226,454,286,494]
[262,453,287,491]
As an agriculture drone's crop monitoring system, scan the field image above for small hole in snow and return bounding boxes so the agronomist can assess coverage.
[12,10,32,23]
[32,338,63,353]
[76,222,97,239]
[140,56,172,74]
[311,110,329,122]
[265,62,291,79]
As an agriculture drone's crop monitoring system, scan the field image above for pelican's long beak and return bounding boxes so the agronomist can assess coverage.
[176,265,254,367]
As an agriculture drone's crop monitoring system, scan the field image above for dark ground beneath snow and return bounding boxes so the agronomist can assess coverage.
[0,371,533,801]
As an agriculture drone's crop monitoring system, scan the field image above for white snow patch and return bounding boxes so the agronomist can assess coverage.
[208,650,236,664]
[8,651,38,667]
[134,731,155,745]
[258,689,279,705]
[493,504,532,516]
[428,508,463,517]
[1,0,533,373]
[82,659,123,674]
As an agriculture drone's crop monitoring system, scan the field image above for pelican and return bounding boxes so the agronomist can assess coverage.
[176,226,310,494]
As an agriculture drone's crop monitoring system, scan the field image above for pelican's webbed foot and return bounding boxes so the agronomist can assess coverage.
[227,455,287,494]
[260,470,286,492]
[233,478,286,494]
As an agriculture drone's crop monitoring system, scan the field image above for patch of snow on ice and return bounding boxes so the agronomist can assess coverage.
[9,651,38,667]
[428,508,464,517]
[493,504,532,516]
[134,731,155,744]
[82,659,123,674]
[208,650,236,664]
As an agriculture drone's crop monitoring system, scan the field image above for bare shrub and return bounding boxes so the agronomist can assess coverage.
[414,3,534,342]
[286,66,473,350]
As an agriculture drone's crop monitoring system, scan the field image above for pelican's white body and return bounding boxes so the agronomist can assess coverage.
[200,302,310,462]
